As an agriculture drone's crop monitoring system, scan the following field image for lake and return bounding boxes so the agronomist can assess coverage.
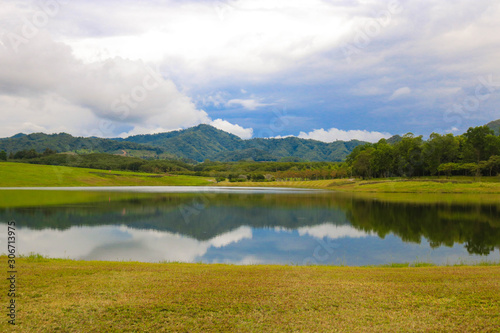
[1,187,499,266]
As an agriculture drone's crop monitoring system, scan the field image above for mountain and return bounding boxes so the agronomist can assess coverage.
[0,132,173,159]
[486,119,500,135]
[116,124,245,161]
[0,125,367,162]
[117,124,366,162]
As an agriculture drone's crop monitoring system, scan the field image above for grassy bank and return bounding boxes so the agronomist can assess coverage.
[2,257,499,332]
[2,162,500,194]
[0,162,211,187]
[218,177,500,194]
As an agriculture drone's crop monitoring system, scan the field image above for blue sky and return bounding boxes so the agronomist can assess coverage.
[1,0,500,142]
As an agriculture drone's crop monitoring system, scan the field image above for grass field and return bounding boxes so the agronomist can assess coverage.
[218,177,500,194]
[0,162,211,187]
[2,162,500,194]
[2,256,499,332]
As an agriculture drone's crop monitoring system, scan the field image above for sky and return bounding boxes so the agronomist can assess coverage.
[1,0,500,142]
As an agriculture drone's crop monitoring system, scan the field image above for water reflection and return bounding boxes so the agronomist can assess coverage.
[0,190,499,265]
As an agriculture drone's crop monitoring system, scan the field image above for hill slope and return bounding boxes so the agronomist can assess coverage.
[118,124,366,162]
[486,119,500,135]
[0,133,171,159]
[0,125,367,162]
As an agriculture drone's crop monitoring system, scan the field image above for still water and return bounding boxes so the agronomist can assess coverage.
[1,187,499,266]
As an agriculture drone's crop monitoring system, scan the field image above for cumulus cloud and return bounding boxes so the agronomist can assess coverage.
[0,28,215,137]
[298,128,392,143]
[210,118,253,139]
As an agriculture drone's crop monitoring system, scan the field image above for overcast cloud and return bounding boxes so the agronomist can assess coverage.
[1,0,500,141]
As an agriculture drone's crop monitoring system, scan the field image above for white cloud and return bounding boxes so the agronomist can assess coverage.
[209,119,253,139]
[1,0,500,138]
[53,0,352,83]
[389,87,411,100]
[0,29,211,137]
[16,223,252,263]
[227,99,269,110]
[298,128,392,143]
[298,224,372,239]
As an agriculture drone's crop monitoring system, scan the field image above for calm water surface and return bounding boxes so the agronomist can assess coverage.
[1,187,499,265]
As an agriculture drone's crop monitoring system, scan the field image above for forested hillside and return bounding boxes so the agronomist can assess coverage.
[117,124,366,162]
[0,124,366,162]
[0,133,171,159]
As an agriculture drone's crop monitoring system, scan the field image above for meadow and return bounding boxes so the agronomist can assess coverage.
[0,162,211,187]
[1,256,498,332]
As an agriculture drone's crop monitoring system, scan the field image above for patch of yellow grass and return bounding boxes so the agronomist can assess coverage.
[3,258,499,332]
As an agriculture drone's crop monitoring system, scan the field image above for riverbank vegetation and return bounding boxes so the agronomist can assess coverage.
[2,256,498,332]
[347,126,500,179]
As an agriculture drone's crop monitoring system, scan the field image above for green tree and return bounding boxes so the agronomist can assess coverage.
[371,139,394,178]
[422,133,459,176]
[352,148,374,179]
[393,133,424,177]
[437,162,458,177]
[463,126,494,162]
[0,150,7,161]
[486,155,500,176]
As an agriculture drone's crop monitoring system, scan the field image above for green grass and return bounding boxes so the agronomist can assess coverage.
[0,162,212,187]
[2,257,499,332]
[218,177,500,193]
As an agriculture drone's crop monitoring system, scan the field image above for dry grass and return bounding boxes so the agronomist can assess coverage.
[2,257,499,332]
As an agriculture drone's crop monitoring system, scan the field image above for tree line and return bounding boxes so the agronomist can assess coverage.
[346,126,500,178]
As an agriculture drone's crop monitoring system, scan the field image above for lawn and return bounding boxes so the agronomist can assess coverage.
[2,257,499,332]
[0,162,212,187]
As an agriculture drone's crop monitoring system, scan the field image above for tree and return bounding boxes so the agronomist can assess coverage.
[0,150,7,161]
[371,140,394,178]
[422,133,459,176]
[437,163,458,178]
[43,148,57,156]
[352,148,374,179]
[463,126,494,162]
[393,133,424,177]
[486,155,500,176]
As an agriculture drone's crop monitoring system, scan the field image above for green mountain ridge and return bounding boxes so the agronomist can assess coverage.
[0,132,170,159]
[2,119,498,162]
[117,124,367,162]
[0,124,367,162]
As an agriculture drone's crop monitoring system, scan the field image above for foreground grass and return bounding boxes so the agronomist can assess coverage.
[0,162,211,187]
[2,257,499,332]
